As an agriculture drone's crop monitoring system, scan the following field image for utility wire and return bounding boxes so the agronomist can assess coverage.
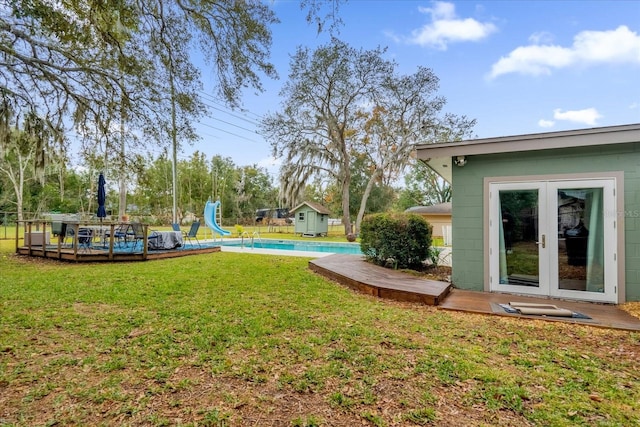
[199,99,262,127]
[198,91,264,123]
[198,111,259,134]
[197,121,262,143]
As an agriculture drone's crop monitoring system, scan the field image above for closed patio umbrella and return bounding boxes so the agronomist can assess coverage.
[97,173,107,222]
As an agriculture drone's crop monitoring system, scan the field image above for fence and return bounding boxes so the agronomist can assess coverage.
[0,211,77,240]
[0,211,24,240]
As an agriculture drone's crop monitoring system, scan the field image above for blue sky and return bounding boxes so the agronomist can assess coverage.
[191,0,640,175]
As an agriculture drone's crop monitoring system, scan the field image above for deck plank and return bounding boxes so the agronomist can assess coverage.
[16,245,220,262]
[309,254,451,305]
[439,289,640,331]
[309,254,640,331]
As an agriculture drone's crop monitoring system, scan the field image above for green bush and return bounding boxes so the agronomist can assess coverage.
[359,213,432,269]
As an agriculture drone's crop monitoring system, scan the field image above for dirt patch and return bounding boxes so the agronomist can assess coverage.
[398,265,452,283]
[621,302,640,319]
[419,265,452,282]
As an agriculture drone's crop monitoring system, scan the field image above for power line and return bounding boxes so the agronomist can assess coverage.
[198,91,264,123]
[198,109,259,134]
[199,91,264,121]
[197,121,263,143]
[203,103,260,127]
[199,99,261,127]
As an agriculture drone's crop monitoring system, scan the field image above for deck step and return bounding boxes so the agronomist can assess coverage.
[309,254,451,306]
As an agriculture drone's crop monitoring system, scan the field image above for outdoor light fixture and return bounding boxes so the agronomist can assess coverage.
[454,155,467,167]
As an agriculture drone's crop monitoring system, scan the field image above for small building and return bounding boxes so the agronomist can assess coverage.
[405,202,452,245]
[291,201,331,237]
[415,123,640,304]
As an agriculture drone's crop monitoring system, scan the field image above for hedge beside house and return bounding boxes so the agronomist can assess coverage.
[359,213,432,269]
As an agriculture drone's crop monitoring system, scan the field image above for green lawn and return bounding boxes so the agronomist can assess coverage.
[0,239,638,426]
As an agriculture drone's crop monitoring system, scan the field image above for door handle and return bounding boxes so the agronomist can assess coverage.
[536,234,546,248]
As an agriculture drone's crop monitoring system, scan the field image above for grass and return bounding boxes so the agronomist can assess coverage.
[0,236,638,426]
[1,222,446,247]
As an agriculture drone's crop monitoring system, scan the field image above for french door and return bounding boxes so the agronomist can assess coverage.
[489,179,617,303]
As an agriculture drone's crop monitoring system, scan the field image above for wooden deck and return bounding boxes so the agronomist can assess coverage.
[309,254,640,331]
[309,254,451,306]
[16,244,220,262]
[440,289,640,331]
[15,220,221,262]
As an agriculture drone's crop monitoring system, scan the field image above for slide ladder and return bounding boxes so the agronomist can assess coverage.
[204,200,231,239]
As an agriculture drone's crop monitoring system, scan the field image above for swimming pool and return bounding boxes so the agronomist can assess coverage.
[210,238,363,255]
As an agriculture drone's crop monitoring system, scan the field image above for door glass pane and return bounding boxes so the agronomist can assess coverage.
[557,188,605,293]
[499,190,539,287]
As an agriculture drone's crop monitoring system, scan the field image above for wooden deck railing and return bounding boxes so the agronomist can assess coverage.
[16,220,150,260]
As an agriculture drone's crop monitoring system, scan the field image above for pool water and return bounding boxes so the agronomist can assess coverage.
[211,238,363,255]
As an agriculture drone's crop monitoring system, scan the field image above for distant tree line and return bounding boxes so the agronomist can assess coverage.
[0,143,449,226]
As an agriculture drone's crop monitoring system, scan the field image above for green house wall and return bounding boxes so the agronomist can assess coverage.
[451,142,640,302]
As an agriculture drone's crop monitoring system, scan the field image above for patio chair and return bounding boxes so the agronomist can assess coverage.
[77,228,94,252]
[171,223,181,232]
[183,221,201,248]
[109,224,132,248]
[129,222,146,252]
[51,221,69,246]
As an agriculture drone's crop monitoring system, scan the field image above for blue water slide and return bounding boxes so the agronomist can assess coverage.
[204,200,231,237]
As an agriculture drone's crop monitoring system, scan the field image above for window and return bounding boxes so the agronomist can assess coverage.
[298,212,305,222]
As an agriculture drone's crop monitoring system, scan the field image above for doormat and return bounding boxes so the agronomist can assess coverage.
[494,302,592,319]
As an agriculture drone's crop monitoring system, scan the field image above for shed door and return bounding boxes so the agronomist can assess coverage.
[307,211,316,233]
[489,179,617,303]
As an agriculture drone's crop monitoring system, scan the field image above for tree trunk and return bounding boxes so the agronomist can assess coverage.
[118,131,127,220]
[0,151,30,222]
[355,168,382,234]
[341,170,351,235]
[170,67,178,225]
[118,88,127,221]
[16,160,24,222]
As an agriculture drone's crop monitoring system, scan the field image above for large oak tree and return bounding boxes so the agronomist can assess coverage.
[262,38,474,234]
[1,0,342,218]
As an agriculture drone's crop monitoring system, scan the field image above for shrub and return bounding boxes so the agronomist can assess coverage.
[359,213,432,269]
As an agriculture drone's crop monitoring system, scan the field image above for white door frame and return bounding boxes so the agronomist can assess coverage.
[486,174,623,303]
[488,181,549,297]
[546,179,617,302]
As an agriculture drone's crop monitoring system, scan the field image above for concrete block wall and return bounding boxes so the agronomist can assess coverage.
[450,142,640,301]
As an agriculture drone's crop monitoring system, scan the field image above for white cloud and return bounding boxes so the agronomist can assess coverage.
[257,156,281,174]
[490,45,574,77]
[528,31,554,45]
[489,25,640,78]
[538,119,555,128]
[553,108,602,126]
[418,2,456,20]
[629,102,639,110]
[399,1,497,50]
